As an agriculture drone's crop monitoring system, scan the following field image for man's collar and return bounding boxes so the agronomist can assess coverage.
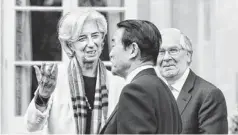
[170,68,190,92]
[126,65,154,84]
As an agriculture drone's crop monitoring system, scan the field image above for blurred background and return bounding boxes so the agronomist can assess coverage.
[1,0,238,133]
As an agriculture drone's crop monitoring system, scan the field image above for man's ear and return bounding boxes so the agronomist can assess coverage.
[187,52,192,64]
[101,34,106,50]
[101,42,105,50]
[129,42,140,59]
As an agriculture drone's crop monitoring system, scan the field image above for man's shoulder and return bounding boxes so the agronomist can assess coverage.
[191,71,225,101]
[193,72,219,92]
[127,72,166,94]
[134,69,163,83]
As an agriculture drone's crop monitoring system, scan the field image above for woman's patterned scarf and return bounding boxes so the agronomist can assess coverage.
[68,56,108,134]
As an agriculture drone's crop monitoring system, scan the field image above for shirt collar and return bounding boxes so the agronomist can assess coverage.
[126,65,154,84]
[170,68,190,92]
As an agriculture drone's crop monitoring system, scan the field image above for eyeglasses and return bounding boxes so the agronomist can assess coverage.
[158,47,186,56]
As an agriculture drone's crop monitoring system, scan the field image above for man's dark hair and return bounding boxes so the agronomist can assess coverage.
[117,20,162,65]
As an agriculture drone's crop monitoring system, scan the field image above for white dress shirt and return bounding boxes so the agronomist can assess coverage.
[167,68,190,99]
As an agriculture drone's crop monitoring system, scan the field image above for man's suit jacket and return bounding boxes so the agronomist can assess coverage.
[100,68,182,134]
[178,70,228,134]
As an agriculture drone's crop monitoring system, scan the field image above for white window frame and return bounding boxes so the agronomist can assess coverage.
[1,0,137,133]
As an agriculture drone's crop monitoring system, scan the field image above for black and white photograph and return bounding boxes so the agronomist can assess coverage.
[0,0,238,134]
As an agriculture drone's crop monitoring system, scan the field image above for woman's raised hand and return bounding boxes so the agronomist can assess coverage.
[34,63,58,98]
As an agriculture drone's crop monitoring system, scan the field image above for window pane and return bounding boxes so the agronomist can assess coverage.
[15,11,62,61]
[78,0,124,7]
[15,66,37,116]
[16,0,62,6]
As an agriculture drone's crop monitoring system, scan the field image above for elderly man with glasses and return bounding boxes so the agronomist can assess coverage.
[156,28,228,134]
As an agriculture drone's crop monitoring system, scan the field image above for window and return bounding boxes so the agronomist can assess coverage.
[1,0,137,133]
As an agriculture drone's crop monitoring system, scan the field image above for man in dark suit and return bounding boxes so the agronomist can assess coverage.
[100,20,182,134]
[156,28,228,134]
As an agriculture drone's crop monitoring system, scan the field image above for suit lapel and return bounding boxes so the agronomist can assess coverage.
[99,104,118,133]
[177,70,196,115]
[177,90,191,115]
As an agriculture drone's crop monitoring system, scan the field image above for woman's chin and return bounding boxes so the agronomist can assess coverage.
[84,56,98,61]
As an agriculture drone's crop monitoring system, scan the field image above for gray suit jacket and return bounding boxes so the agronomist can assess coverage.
[178,70,228,134]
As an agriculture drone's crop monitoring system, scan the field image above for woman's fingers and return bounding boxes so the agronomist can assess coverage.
[34,65,41,83]
[41,63,46,74]
[37,63,58,98]
[41,63,54,76]
[46,64,54,76]
[51,64,58,78]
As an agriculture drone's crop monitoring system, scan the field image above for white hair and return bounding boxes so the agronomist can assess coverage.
[58,9,107,43]
[161,28,193,65]
[180,32,193,56]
